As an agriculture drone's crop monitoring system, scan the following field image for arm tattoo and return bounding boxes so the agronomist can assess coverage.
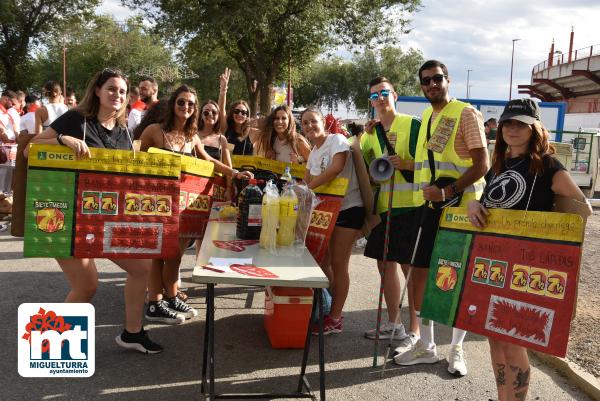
[510,365,530,390]
[496,363,506,386]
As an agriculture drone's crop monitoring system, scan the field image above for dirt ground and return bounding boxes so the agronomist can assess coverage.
[566,208,600,378]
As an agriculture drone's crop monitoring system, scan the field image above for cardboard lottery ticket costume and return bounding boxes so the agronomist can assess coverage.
[24,144,181,259]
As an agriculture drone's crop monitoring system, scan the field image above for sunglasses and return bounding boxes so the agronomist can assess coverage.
[233,108,249,117]
[420,74,446,86]
[368,89,392,101]
[203,110,218,117]
[176,99,195,108]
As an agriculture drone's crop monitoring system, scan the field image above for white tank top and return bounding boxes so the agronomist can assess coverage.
[43,103,69,128]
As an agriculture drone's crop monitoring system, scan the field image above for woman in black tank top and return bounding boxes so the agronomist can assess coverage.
[217,68,259,156]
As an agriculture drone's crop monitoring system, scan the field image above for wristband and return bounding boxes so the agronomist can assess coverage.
[441,188,446,202]
[56,134,65,146]
[231,168,239,177]
[451,182,458,196]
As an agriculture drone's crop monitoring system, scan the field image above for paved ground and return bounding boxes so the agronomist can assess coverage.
[0,229,592,401]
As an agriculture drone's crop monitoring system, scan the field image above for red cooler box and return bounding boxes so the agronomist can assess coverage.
[264,286,313,349]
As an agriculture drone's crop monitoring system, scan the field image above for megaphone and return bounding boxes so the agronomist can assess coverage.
[369,157,394,182]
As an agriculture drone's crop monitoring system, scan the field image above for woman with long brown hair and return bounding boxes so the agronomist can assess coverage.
[29,68,163,354]
[467,99,590,401]
[255,104,310,164]
[217,68,259,155]
[140,85,250,324]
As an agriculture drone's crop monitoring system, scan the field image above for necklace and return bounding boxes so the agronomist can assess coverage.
[505,156,526,170]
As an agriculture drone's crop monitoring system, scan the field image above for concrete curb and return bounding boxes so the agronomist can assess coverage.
[532,351,600,401]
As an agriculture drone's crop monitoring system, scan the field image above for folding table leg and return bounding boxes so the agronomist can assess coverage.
[297,290,318,393]
[201,284,211,394]
[208,284,216,400]
[317,288,326,401]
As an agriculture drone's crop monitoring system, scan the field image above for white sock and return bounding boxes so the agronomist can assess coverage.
[451,328,467,346]
[416,311,434,349]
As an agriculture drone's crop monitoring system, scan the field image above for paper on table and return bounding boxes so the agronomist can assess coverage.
[207,257,253,273]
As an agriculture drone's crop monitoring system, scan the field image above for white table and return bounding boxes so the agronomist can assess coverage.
[192,207,329,400]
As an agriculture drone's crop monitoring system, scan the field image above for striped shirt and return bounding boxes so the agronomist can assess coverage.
[431,105,485,159]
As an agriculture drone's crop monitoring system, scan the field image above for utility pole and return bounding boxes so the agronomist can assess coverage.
[466,69,472,99]
[509,38,521,100]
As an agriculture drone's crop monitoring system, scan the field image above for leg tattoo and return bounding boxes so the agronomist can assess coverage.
[496,363,506,386]
[510,366,530,390]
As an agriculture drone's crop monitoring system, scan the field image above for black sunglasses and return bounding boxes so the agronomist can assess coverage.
[176,99,195,108]
[203,110,218,117]
[233,108,249,117]
[420,74,446,86]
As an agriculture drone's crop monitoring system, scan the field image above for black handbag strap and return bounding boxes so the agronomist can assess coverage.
[375,121,413,183]
[375,123,396,156]
[426,116,436,186]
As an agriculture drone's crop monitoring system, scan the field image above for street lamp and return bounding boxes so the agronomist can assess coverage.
[509,38,521,100]
[466,69,472,99]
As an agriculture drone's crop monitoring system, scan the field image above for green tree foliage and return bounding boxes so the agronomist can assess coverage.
[126,0,421,114]
[182,41,247,105]
[295,46,424,113]
[32,16,174,97]
[0,0,100,89]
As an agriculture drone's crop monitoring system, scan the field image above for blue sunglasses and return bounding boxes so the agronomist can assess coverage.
[368,89,392,101]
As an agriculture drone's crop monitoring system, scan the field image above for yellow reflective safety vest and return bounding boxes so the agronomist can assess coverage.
[414,99,485,206]
[360,113,420,214]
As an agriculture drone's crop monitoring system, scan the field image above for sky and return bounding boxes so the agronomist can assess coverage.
[98,0,600,102]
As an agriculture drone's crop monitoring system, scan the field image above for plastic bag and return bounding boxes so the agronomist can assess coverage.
[290,183,321,247]
[277,184,299,247]
[259,180,280,253]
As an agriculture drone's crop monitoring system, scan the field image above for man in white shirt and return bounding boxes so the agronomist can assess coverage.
[0,90,21,143]
[19,95,41,135]
[128,77,158,132]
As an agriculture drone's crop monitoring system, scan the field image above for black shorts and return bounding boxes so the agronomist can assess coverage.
[364,210,417,264]
[335,206,366,230]
[410,205,444,268]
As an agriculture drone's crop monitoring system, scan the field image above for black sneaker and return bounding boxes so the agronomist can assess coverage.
[145,300,185,324]
[166,296,198,319]
[115,328,163,354]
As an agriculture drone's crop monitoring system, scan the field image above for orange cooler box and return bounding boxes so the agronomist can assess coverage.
[264,286,313,349]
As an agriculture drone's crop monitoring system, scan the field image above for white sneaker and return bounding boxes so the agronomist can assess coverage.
[393,332,419,357]
[364,321,408,340]
[393,339,440,365]
[447,344,468,376]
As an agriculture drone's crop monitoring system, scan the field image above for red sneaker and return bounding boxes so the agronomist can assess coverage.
[312,315,343,336]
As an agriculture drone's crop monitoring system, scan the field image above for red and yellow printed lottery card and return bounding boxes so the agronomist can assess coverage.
[149,148,215,239]
[420,207,584,357]
[24,144,181,259]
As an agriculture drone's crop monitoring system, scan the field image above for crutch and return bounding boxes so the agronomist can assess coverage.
[380,201,428,374]
[371,168,395,367]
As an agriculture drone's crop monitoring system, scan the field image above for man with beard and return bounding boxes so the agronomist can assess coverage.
[393,60,489,378]
[128,77,158,132]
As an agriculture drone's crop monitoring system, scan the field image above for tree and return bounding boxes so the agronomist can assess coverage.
[0,0,99,89]
[295,46,424,113]
[31,16,174,97]
[125,0,421,114]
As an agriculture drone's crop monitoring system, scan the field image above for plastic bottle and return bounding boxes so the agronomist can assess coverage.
[281,166,292,183]
[277,184,299,246]
[259,181,280,251]
[236,179,263,240]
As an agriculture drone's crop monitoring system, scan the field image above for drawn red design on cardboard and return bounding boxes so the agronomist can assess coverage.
[485,295,554,347]
[229,264,278,278]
